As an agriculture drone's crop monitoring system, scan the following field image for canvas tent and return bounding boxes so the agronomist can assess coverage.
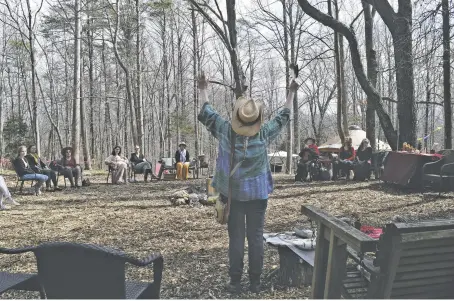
[318,125,392,152]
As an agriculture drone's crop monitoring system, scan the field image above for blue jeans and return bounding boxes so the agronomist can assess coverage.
[21,174,48,189]
[226,196,268,283]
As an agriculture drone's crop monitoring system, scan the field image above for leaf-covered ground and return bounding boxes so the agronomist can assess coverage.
[1,172,453,299]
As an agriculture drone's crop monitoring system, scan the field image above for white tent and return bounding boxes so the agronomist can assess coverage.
[268,151,299,171]
[267,151,299,158]
[319,125,392,152]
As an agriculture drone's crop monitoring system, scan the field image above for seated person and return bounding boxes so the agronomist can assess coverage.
[105,145,129,184]
[353,138,373,181]
[26,144,62,191]
[0,175,20,210]
[305,137,320,155]
[175,142,190,180]
[58,147,82,188]
[129,145,156,182]
[13,145,48,195]
[332,137,356,180]
[295,138,319,182]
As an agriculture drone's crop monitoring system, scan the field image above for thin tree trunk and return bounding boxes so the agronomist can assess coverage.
[331,0,345,143]
[136,0,145,151]
[363,2,376,149]
[442,0,452,149]
[80,56,92,170]
[25,0,40,155]
[191,7,199,160]
[72,0,81,164]
[289,3,299,154]
[102,34,113,155]
[88,10,96,159]
[282,0,293,174]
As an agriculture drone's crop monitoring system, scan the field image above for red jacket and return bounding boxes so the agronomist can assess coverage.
[308,144,320,155]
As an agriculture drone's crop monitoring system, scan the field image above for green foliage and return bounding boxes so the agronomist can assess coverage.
[3,115,33,159]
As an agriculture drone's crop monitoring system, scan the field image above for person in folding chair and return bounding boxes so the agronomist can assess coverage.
[0,175,19,210]
[174,142,190,180]
[105,146,129,184]
[58,147,82,188]
[13,146,48,196]
[26,144,62,192]
[129,145,156,182]
[197,66,299,294]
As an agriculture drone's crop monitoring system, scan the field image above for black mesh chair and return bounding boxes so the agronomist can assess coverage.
[0,271,44,298]
[0,242,163,299]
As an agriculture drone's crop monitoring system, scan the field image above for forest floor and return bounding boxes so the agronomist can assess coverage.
[1,172,453,299]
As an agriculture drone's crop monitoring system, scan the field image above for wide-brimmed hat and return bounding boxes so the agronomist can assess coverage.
[61,146,73,156]
[179,142,186,147]
[304,137,316,144]
[232,96,264,137]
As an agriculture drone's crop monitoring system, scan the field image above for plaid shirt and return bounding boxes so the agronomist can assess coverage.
[198,102,290,201]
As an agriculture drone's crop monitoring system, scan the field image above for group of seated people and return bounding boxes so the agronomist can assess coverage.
[104,141,193,184]
[295,137,373,183]
[332,137,372,181]
[11,145,83,196]
[6,142,195,201]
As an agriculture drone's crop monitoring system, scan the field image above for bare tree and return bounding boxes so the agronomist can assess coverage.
[297,0,398,150]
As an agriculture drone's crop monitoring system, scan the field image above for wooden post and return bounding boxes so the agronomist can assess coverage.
[323,230,348,298]
[311,222,330,298]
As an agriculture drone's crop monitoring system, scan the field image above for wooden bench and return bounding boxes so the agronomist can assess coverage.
[302,205,454,299]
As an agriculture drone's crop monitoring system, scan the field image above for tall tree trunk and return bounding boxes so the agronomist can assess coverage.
[80,56,91,170]
[442,0,452,149]
[282,0,293,174]
[72,0,81,164]
[136,0,145,151]
[88,10,95,159]
[363,2,377,149]
[289,2,299,154]
[25,0,40,155]
[102,34,113,156]
[339,34,349,137]
[191,7,199,160]
[331,0,345,143]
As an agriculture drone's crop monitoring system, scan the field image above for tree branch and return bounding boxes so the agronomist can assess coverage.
[187,0,233,53]
[417,101,444,107]
[382,96,397,103]
[349,9,364,29]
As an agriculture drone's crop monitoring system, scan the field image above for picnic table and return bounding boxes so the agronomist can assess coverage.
[381,151,442,188]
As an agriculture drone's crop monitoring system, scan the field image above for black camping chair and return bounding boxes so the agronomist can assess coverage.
[0,242,163,299]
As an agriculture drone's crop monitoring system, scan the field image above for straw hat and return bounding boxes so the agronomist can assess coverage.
[231,96,264,137]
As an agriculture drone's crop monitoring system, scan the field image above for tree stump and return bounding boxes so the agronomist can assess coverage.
[277,246,313,287]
